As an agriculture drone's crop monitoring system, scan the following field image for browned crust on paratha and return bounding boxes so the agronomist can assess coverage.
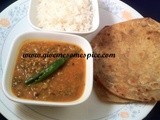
[94,75,133,103]
[91,18,160,102]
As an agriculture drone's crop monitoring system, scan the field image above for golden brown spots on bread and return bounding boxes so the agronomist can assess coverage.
[91,18,160,102]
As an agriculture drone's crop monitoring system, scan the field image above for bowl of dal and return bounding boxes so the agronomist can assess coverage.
[2,31,93,106]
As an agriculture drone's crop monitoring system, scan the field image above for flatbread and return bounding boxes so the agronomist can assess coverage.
[91,18,160,102]
[94,75,133,103]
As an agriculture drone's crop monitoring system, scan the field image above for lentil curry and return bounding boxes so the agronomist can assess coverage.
[12,40,86,102]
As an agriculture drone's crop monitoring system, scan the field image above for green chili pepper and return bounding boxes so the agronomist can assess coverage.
[24,57,69,85]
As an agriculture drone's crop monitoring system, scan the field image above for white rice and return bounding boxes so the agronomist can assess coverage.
[37,0,93,32]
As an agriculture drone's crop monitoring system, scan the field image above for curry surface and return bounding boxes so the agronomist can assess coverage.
[12,40,86,102]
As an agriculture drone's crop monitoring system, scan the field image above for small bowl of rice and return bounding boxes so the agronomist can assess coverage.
[28,0,99,34]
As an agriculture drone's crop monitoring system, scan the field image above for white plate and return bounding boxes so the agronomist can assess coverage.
[0,0,155,120]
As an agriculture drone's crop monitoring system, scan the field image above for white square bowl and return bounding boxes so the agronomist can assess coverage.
[2,31,93,106]
[28,0,99,34]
